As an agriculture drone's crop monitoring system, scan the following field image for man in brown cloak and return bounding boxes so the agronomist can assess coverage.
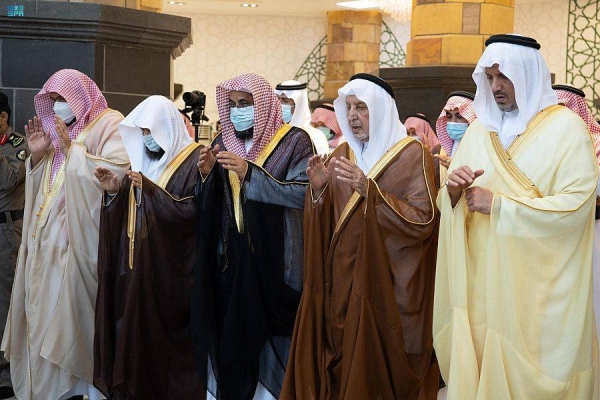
[93,96,203,399]
[281,73,440,400]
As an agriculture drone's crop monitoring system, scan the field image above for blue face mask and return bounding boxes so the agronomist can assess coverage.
[142,134,162,152]
[282,104,293,123]
[317,126,334,140]
[446,122,468,141]
[230,106,254,132]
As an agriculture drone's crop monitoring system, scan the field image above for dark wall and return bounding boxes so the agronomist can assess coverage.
[380,66,477,131]
[0,0,190,133]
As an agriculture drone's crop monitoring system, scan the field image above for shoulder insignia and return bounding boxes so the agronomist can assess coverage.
[17,149,26,162]
[7,134,14,142]
[10,136,24,147]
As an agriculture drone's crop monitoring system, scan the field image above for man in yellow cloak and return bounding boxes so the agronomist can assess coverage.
[434,34,598,399]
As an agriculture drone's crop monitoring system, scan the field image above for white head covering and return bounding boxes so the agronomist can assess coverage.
[274,80,330,154]
[333,74,407,173]
[119,95,193,182]
[274,80,312,128]
[473,35,557,143]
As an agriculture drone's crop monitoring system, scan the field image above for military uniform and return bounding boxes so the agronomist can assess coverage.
[0,126,27,394]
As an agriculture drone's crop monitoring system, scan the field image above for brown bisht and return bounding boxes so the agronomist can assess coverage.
[94,144,204,400]
[281,139,440,400]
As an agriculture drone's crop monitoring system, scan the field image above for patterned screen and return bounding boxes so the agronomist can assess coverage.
[566,0,600,117]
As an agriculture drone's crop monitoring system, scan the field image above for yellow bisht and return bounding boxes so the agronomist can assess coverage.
[434,105,599,399]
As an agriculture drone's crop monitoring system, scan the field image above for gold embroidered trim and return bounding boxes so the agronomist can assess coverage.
[490,105,563,198]
[127,142,199,267]
[490,134,542,198]
[156,142,200,189]
[229,124,295,233]
[507,104,562,154]
[310,182,329,206]
[127,184,139,270]
[254,124,292,166]
[373,144,436,225]
[32,108,116,239]
[228,169,245,234]
[334,136,415,234]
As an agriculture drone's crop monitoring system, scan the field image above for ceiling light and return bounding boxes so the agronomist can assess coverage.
[377,0,412,22]
[336,0,379,10]
[241,3,259,7]
[168,1,185,4]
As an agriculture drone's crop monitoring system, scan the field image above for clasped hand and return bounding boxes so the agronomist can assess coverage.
[446,165,492,214]
[197,144,248,180]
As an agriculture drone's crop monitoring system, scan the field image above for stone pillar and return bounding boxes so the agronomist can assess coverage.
[407,0,515,66]
[381,0,515,122]
[323,10,382,99]
[0,0,191,131]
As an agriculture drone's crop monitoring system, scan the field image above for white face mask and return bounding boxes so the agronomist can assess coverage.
[53,101,75,124]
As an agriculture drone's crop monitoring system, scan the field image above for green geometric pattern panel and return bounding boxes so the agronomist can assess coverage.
[294,37,328,102]
[566,0,600,117]
[380,21,407,68]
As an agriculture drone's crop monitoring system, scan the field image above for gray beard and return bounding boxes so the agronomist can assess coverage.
[497,103,517,112]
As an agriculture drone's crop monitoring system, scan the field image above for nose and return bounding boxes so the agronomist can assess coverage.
[449,115,458,123]
[347,106,357,120]
[491,77,502,92]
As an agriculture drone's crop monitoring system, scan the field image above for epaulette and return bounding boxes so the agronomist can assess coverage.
[8,133,24,148]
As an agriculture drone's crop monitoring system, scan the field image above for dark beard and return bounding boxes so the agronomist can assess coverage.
[145,146,165,160]
[234,126,253,139]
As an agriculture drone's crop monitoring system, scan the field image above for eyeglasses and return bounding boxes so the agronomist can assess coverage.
[228,100,252,109]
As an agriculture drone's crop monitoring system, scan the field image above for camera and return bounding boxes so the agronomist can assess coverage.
[182,90,208,126]
[182,90,209,142]
[183,91,206,109]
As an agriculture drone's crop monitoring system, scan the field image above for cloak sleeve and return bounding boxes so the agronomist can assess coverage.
[244,134,313,210]
[20,156,46,244]
[139,175,196,224]
[372,143,436,242]
[490,131,597,235]
[40,111,129,382]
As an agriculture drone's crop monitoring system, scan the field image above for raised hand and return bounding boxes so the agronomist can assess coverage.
[94,167,120,194]
[446,165,484,207]
[216,150,247,180]
[24,116,52,167]
[55,116,71,156]
[307,154,334,194]
[198,144,220,177]
[335,156,368,197]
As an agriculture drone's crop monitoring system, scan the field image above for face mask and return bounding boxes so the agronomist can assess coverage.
[282,104,293,123]
[230,106,254,132]
[412,135,422,142]
[142,134,162,152]
[317,126,334,140]
[446,122,468,141]
[53,101,75,124]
